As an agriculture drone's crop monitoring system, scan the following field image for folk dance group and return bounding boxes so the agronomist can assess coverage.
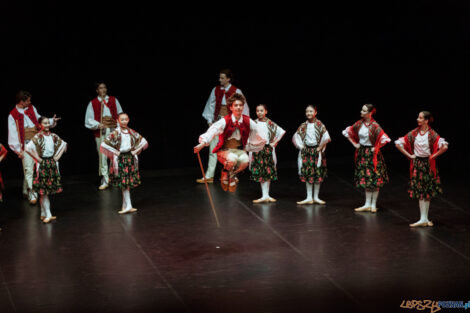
[0,71,448,230]
[2,84,148,226]
[194,69,449,228]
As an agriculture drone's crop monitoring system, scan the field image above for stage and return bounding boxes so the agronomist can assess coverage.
[1,158,469,313]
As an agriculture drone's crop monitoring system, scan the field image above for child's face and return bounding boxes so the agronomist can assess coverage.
[256,106,267,119]
[118,114,129,128]
[41,118,50,131]
[305,107,316,120]
[230,100,244,118]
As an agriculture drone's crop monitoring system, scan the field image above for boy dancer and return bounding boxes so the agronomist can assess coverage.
[85,81,123,190]
[8,90,60,204]
[195,94,264,192]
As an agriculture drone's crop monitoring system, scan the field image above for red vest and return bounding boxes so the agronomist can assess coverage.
[10,106,41,147]
[213,114,251,153]
[214,85,238,121]
[403,128,440,178]
[91,96,119,137]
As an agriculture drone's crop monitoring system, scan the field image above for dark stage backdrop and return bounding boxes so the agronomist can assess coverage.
[1,2,468,181]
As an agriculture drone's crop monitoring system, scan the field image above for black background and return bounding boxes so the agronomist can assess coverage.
[1,1,468,180]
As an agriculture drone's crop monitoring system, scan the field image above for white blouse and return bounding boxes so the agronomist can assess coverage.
[395,132,448,157]
[120,131,131,152]
[342,123,391,146]
[292,122,331,150]
[255,120,286,145]
[42,135,55,158]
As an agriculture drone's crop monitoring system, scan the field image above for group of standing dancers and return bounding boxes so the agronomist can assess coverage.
[194,69,449,228]
[0,70,448,230]
[1,83,148,226]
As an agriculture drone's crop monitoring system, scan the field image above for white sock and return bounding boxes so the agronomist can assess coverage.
[122,188,132,210]
[266,180,271,198]
[371,190,379,209]
[41,195,52,219]
[313,183,321,201]
[362,191,372,208]
[306,183,313,201]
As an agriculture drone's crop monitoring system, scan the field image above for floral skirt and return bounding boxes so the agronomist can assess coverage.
[354,146,388,190]
[408,157,442,200]
[299,146,327,184]
[250,145,277,182]
[111,152,141,189]
[33,158,63,195]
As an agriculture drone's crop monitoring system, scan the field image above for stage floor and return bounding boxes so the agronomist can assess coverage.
[1,162,469,313]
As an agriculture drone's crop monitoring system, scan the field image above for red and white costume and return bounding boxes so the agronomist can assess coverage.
[84,96,123,185]
[201,84,249,179]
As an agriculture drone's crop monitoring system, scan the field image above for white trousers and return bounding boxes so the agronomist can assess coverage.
[22,151,35,196]
[205,137,219,179]
[95,128,111,181]
[217,149,249,174]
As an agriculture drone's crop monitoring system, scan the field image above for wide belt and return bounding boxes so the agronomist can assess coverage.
[223,138,242,149]
[102,116,117,129]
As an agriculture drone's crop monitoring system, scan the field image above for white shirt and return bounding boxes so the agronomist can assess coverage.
[395,132,448,157]
[8,105,56,155]
[292,121,331,150]
[120,131,132,153]
[199,114,266,152]
[201,84,250,124]
[342,123,391,146]
[84,96,123,130]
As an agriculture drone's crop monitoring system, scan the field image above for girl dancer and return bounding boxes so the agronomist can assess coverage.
[395,111,448,227]
[100,113,149,214]
[293,105,331,205]
[250,104,285,203]
[25,117,67,223]
[342,104,390,213]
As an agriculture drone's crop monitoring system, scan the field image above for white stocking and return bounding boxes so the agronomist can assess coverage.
[313,183,321,201]
[371,190,379,209]
[260,181,270,199]
[40,194,51,219]
[122,188,132,210]
[40,197,46,217]
[361,191,372,208]
[305,182,313,201]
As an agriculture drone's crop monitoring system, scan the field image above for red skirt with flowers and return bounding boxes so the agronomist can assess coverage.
[354,145,388,190]
[111,152,141,189]
[299,146,327,184]
[33,158,63,195]
[408,157,442,200]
